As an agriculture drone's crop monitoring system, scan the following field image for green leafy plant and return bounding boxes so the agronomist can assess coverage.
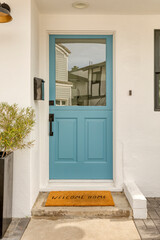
[0,102,35,158]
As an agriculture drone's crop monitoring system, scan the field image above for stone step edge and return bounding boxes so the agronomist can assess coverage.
[31,208,132,219]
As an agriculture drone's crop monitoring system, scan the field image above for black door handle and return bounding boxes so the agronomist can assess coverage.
[49,114,54,136]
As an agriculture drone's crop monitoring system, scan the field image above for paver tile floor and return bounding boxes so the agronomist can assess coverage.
[134,198,160,240]
[2,218,30,240]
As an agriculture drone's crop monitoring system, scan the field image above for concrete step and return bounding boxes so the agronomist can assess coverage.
[31,192,133,219]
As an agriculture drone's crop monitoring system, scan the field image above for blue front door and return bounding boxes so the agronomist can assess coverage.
[49,35,113,179]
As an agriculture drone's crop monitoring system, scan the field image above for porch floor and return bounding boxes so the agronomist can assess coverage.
[3,198,160,239]
[31,192,132,219]
[21,218,140,240]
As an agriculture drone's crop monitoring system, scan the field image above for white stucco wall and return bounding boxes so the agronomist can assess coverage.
[30,0,40,211]
[1,4,160,217]
[0,0,39,217]
[0,0,32,217]
[39,14,160,197]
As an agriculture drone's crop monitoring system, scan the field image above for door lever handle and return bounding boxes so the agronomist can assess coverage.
[49,114,54,136]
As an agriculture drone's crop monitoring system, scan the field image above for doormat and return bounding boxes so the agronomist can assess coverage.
[45,191,115,206]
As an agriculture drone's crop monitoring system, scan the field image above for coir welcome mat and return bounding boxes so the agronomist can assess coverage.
[45,191,115,206]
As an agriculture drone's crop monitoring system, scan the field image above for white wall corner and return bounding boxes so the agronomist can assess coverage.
[124,181,147,219]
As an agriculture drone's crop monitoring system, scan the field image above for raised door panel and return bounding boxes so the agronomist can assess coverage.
[55,118,77,162]
[85,119,107,162]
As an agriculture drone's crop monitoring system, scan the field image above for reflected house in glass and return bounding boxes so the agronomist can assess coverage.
[55,39,106,106]
[56,43,106,106]
[56,44,73,106]
[69,61,106,106]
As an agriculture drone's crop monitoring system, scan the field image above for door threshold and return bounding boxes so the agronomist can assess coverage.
[40,180,122,192]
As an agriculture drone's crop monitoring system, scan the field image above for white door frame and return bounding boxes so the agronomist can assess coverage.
[39,30,124,192]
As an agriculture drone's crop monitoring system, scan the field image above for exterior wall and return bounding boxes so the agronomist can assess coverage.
[0,0,31,217]
[39,14,160,197]
[56,47,68,82]
[2,6,160,217]
[30,0,40,211]
[0,0,39,217]
[55,46,72,105]
[56,83,72,105]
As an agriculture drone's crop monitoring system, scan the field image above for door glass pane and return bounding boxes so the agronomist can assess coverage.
[55,38,106,106]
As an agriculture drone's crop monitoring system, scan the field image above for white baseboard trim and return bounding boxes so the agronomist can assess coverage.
[124,181,147,219]
[133,208,147,219]
[40,180,122,192]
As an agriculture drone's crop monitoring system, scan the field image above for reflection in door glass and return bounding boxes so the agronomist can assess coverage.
[55,39,106,106]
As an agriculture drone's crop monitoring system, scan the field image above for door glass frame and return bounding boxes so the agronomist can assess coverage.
[49,35,113,111]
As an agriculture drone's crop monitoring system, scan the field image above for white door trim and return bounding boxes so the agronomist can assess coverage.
[39,29,124,191]
[40,180,122,192]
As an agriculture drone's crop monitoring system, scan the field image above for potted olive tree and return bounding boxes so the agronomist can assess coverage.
[0,102,35,238]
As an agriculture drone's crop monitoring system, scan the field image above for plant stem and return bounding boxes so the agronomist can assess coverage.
[1,148,6,158]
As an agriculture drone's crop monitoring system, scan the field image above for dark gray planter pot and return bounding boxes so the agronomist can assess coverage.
[0,152,13,238]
